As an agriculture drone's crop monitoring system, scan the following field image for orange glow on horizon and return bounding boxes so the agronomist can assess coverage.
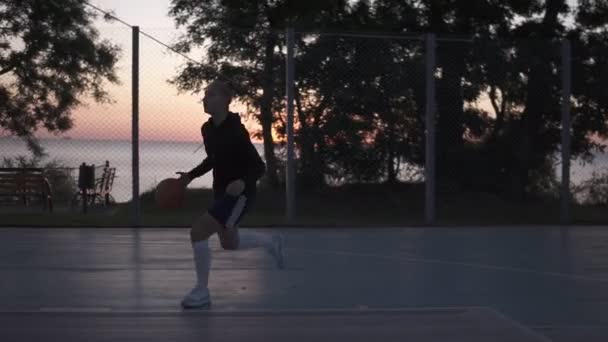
[23,23,276,144]
[58,91,266,143]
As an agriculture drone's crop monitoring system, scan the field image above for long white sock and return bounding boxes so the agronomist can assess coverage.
[237,232,273,250]
[192,239,211,293]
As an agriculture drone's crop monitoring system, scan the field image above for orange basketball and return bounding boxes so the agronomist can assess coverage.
[155,178,185,209]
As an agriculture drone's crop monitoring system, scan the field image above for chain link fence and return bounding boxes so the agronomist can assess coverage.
[2,23,608,226]
[434,37,567,224]
[1,25,133,225]
[569,35,608,221]
[137,27,212,226]
[286,31,425,225]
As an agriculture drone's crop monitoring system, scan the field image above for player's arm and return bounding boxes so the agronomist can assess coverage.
[182,126,214,184]
[186,155,214,181]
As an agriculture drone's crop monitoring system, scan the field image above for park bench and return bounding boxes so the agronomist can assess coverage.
[0,168,53,212]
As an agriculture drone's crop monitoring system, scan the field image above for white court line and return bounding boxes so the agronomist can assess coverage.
[4,305,554,341]
[531,325,608,329]
[38,307,112,312]
[0,306,492,315]
[288,247,608,283]
[0,306,502,318]
[481,307,553,342]
[33,306,488,314]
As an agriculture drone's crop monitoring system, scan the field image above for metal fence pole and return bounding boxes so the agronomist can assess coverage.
[132,26,141,227]
[560,39,572,225]
[425,33,436,225]
[285,28,296,222]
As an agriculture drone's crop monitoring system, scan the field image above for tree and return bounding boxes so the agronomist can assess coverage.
[426,0,608,198]
[170,0,608,199]
[169,0,346,188]
[264,0,427,188]
[503,0,570,198]
[369,0,607,199]
[463,0,608,198]
[416,0,541,190]
[570,0,608,158]
[0,0,119,155]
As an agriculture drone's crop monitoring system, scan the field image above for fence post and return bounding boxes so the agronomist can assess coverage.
[285,27,296,222]
[132,26,141,227]
[560,39,572,225]
[425,33,436,225]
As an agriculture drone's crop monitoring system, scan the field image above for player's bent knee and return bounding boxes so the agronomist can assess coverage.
[190,213,222,242]
[220,237,239,250]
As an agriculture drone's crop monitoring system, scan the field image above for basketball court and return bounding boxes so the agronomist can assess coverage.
[1,226,607,341]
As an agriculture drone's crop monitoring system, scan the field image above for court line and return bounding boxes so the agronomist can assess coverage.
[38,307,112,313]
[0,266,304,272]
[11,306,607,331]
[482,307,553,342]
[531,325,608,329]
[288,247,608,283]
[2,305,556,341]
[0,305,496,316]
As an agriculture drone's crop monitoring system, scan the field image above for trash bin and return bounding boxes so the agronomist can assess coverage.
[78,163,95,213]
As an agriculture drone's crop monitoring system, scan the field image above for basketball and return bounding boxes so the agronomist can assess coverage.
[155,178,185,209]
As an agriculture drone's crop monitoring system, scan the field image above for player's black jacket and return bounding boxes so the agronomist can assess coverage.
[187,112,265,198]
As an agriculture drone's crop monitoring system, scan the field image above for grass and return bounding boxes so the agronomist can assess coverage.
[1,183,608,227]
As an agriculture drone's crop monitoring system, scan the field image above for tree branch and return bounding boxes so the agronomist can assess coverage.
[489,85,502,119]
[500,90,508,118]
[0,64,14,76]
[489,85,506,138]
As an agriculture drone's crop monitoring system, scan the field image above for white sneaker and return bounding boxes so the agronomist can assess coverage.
[267,233,285,270]
[181,287,212,309]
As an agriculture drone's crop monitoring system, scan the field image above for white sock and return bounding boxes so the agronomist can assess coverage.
[237,232,273,250]
[192,239,211,294]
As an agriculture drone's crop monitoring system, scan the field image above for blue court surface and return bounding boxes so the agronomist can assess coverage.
[1,226,607,341]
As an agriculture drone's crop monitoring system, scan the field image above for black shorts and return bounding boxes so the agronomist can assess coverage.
[208,192,255,228]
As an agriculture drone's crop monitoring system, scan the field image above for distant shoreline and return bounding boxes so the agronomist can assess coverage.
[0,136,264,145]
[0,136,200,144]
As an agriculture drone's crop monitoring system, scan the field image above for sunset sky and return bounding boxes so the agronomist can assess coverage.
[63,0,250,143]
[54,0,578,143]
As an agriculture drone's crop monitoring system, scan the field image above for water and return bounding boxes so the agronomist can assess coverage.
[1,137,607,203]
[0,137,264,203]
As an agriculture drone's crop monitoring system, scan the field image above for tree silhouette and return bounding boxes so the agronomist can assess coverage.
[0,0,119,155]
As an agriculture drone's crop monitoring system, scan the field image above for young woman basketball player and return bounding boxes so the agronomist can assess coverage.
[177,80,284,309]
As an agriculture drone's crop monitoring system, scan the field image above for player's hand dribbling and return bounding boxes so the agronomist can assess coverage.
[226,179,245,196]
[176,172,191,187]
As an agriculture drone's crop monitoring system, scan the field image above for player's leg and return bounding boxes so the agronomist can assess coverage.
[240,230,285,269]
[217,223,285,269]
[213,193,285,269]
[181,213,223,309]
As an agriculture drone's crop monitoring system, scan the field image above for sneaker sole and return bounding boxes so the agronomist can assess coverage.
[181,299,212,309]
